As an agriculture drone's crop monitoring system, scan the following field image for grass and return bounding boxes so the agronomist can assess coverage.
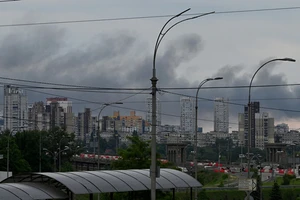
[263,176,300,186]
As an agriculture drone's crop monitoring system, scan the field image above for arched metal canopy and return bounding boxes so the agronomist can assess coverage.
[1,168,201,199]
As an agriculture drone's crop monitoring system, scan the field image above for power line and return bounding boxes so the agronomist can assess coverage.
[0,0,20,2]
[0,6,299,28]
[160,83,300,90]
[5,80,300,114]
[3,76,300,91]
[0,76,149,91]
[160,89,300,113]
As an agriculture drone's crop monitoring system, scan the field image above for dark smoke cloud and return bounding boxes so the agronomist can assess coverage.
[0,26,298,131]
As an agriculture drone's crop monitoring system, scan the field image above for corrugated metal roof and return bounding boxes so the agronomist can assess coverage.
[0,182,68,200]
[35,168,202,194]
[0,168,202,199]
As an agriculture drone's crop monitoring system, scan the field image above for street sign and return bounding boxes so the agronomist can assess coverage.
[0,154,3,159]
[238,178,257,191]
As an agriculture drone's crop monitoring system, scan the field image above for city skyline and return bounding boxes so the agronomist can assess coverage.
[0,1,299,132]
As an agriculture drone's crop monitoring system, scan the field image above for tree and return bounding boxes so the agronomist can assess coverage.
[282,174,295,185]
[111,136,151,170]
[15,130,42,172]
[269,182,282,200]
[0,131,31,174]
[198,189,209,200]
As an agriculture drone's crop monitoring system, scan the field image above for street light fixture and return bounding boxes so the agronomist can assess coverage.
[58,136,71,172]
[43,146,69,172]
[151,9,215,200]
[194,77,223,195]
[97,102,123,170]
[246,57,296,200]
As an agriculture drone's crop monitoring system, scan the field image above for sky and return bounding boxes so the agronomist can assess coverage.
[0,0,300,132]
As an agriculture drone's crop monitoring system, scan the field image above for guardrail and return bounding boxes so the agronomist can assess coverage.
[202,185,300,191]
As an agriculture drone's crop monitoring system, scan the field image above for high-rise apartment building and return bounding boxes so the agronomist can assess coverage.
[244,102,260,148]
[46,97,72,113]
[114,111,144,133]
[76,108,93,141]
[46,97,74,133]
[238,113,245,146]
[255,112,274,149]
[28,101,49,131]
[146,97,161,130]
[180,97,195,133]
[214,97,229,133]
[4,85,28,131]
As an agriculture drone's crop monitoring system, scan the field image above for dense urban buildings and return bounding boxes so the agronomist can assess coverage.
[0,85,293,150]
[239,103,274,149]
[214,97,229,133]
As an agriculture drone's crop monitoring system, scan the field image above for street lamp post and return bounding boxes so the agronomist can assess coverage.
[152,9,215,200]
[7,127,26,178]
[97,102,123,170]
[246,57,296,200]
[291,141,299,176]
[58,136,70,172]
[194,77,222,199]
[43,146,69,172]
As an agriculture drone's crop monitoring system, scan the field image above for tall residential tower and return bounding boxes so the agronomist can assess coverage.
[4,85,28,131]
[214,97,229,133]
[180,97,195,133]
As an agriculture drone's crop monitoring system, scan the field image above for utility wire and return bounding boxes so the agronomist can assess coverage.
[0,76,149,91]
[14,83,300,114]
[0,0,20,2]
[2,76,300,91]
[160,89,300,113]
[7,81,300,114]
[0,6,299,28]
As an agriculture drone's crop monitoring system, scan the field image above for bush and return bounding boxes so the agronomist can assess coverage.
[218,181,224,187]
[282,174,295,185]
[222,174,229,180]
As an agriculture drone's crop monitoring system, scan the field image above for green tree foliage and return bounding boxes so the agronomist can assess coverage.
[157,143,166,158]
[282,174,295,185]
[0,131,31,174]
[198,189,209,200]
[14,127,81,172]
[15,130,45,172]
[111,136,151,169]
[197,170,228,186]
[269,182,283,200]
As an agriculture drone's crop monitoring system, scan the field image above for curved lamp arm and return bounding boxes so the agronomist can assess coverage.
[248,58,296,104]
[153,10,215,75]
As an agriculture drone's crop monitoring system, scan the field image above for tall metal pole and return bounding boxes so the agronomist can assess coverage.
[294,144,296,176]
[246,58,296,200]
[151,9,215,200]
[39,131,42,172]
[218,144,221,172]
[7,134,10,178]
[194,77,222,200]
[7,128,19,178]
[97,102,123,170]
[97,104,109,170]
[54,154,56,172]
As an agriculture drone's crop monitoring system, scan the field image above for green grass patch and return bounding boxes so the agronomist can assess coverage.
[264,176,300,186]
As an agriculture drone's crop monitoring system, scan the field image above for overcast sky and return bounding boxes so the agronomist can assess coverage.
[0,0,300,132]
